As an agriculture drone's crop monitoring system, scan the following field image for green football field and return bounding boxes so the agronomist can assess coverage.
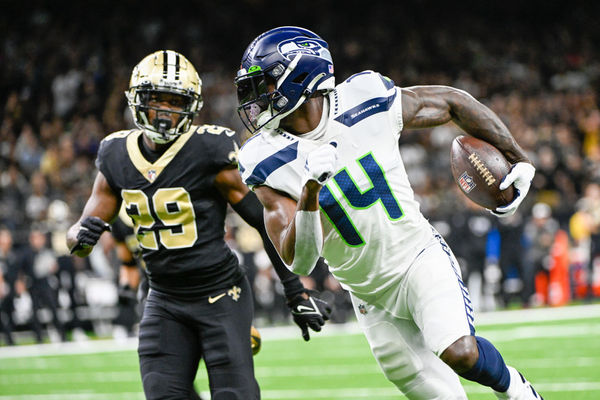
[0,305,599,399]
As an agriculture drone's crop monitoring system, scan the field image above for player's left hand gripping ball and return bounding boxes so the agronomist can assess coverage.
[287,293,332,341]
[492,162,535,217]
[72,216,111,253]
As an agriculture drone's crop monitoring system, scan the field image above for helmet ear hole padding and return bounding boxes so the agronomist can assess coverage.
[126,50,203,144]
[292,72,309,84]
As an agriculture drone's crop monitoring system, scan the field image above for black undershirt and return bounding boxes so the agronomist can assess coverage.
[139,134,174,163]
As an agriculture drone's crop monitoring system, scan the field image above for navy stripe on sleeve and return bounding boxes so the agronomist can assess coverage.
[334,92,397,127]
[245,141,299,186]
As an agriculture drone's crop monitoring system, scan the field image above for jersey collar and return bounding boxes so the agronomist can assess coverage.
[126,128,195,183]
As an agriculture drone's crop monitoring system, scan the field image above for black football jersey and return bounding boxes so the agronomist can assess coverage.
[96,125,243,296]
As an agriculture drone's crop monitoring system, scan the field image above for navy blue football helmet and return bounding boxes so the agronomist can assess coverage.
[234,26,335,133]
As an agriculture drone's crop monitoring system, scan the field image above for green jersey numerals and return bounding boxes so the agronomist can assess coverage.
[319,153,403,246]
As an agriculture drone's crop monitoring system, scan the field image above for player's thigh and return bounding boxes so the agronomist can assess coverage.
[200,277,259,399]
[350,295,466,399]
[406,235,474,357]
[138,291,200,399]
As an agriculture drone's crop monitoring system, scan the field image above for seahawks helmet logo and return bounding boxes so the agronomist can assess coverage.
[277,37,332,62]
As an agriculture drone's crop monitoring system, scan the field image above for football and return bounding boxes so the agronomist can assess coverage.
[450,135,515,210]
[250,326,261,356]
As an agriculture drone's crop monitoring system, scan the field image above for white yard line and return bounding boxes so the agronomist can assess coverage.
[2,358,599,384]
[251,383,600,398]
[0,394,146,400]
[0,304,598,359]
[0,338,138,359]
[474,303,600,325]
[481,323,600,342]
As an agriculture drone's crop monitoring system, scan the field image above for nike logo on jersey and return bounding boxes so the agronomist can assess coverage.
[208,293,226,304]
[295,305,316,313]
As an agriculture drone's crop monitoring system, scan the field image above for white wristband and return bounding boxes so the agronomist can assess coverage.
[289,210,323,276]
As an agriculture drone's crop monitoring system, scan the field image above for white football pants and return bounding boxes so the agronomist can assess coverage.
[350,234,474,399]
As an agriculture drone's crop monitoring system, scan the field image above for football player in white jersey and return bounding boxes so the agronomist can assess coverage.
[234,27,542,400]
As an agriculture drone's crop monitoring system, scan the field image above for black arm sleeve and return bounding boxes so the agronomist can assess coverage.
[231,191,305,298]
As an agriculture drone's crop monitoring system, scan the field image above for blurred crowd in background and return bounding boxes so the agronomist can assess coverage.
[1,0,600,345]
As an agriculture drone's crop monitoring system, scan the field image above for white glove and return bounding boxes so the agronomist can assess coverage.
[302,142,338,186]
[492,162,535,218]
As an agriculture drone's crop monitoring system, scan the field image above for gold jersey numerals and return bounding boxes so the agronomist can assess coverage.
[121,188,198,250]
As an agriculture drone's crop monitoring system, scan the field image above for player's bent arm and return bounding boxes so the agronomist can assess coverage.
[254,182,323,275]
[214,167,306,296]
[67,171,120,257]
[401,85,530,164]
[253,185,298,265]
[216,166,300,262]
[217,168,332,339]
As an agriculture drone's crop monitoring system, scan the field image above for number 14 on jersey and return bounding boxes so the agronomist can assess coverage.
[319,152,404,247]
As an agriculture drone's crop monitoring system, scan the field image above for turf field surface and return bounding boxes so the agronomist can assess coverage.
[0,304,598,399]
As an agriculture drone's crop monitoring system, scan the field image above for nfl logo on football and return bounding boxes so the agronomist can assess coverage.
[458,171,476,193]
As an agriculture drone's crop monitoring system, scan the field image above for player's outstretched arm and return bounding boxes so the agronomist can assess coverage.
[67,172,119,257]
[401,86,535,216]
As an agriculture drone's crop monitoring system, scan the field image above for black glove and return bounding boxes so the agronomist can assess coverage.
[71,216,111,253]
[287,292,332,341]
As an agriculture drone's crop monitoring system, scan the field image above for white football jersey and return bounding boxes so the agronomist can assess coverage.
[239,70,435,301]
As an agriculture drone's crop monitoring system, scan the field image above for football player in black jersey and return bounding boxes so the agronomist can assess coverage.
[67,50,331,400]
[111,210,260,400]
